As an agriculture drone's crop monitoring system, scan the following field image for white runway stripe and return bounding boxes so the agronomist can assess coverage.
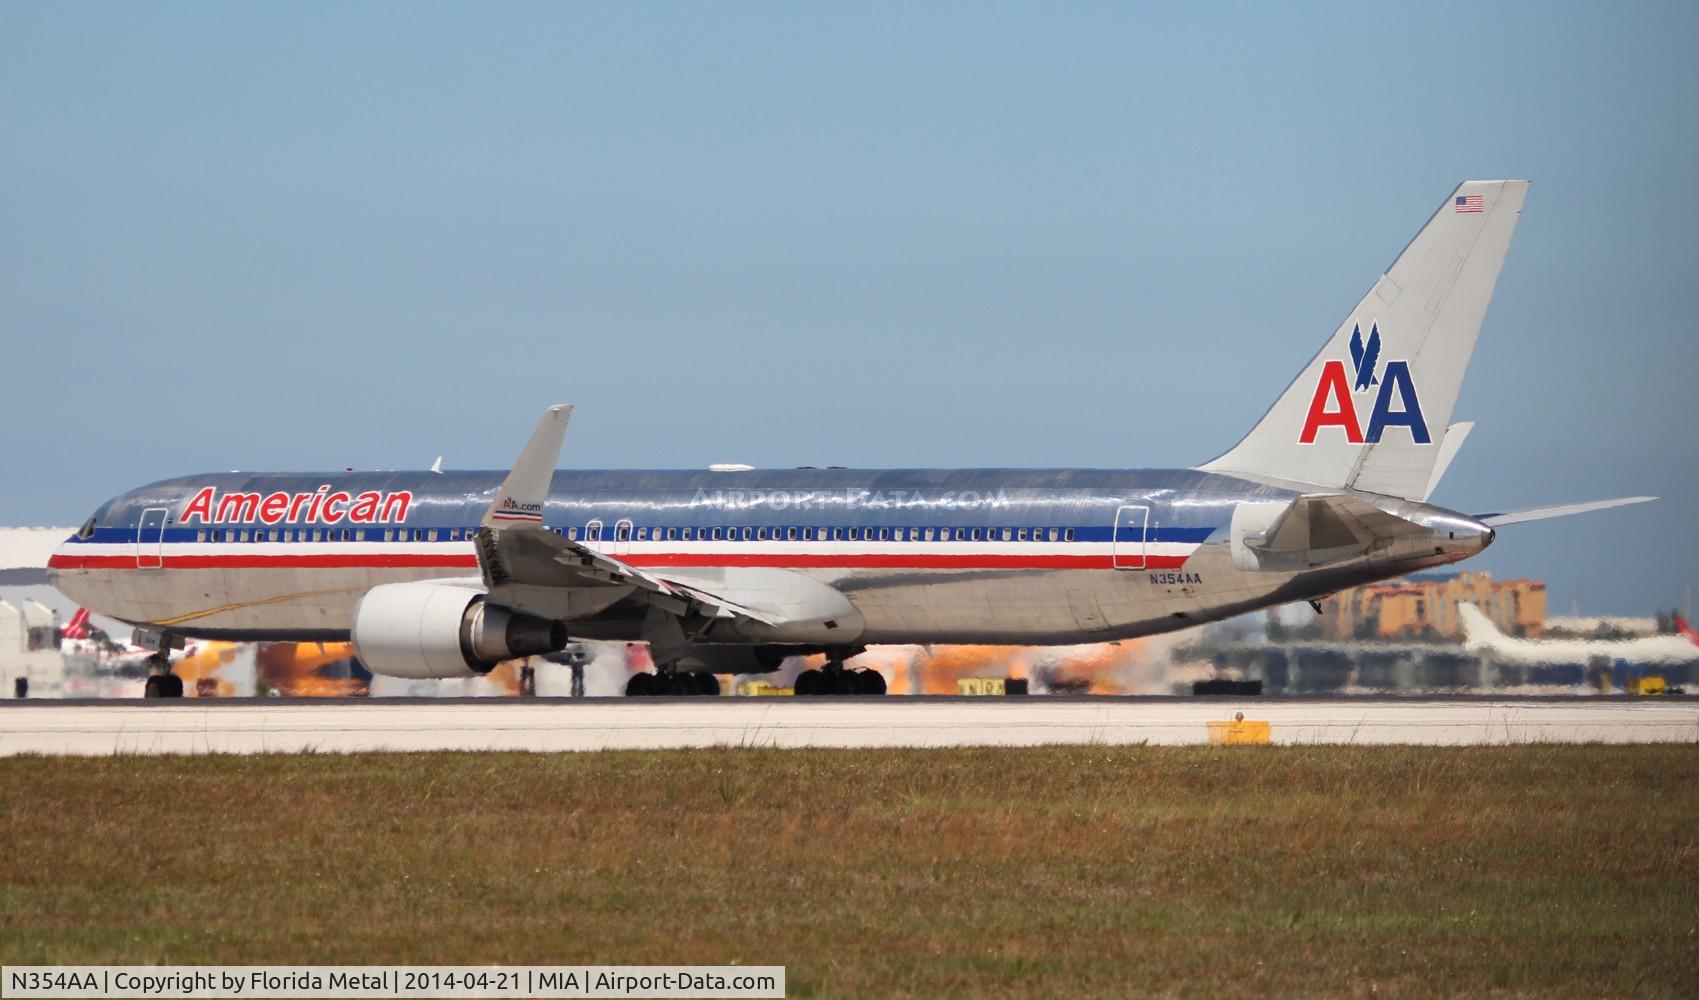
[1,699,1693,755]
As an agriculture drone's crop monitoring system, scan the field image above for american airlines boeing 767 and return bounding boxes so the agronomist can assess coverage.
[49,180,1653,696]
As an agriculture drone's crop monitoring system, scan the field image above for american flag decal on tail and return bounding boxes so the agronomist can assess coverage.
[1455,194,1483,213]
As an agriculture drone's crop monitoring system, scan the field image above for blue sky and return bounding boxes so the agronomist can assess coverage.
[2,2,1695,615]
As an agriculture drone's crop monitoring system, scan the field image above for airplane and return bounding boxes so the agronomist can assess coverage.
[1458,604,1699,668]
[48,180,1657,698]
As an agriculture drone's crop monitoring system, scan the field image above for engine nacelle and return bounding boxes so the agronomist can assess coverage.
[351,581,568,679]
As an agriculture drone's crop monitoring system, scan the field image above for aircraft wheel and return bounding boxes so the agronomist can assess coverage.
[691,671,720,696]
[857,669,887,696]
[626,672,659,697]
[161,674,185,698]
[794,669,823,696]
[663,673,697,696]
[143,675,164,699]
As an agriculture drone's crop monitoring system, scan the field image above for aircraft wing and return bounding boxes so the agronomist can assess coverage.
[470,404,784,630]
[1473,496,1657,527]
[476,524,778,626]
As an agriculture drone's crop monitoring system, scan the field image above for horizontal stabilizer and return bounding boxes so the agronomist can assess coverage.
[1232,493,1426,571]
[1474,496,1656,527]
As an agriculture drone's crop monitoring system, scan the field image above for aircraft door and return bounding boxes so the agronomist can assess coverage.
[136,507,168,570]
[1112,504,1149,570]
[613,519,634,556]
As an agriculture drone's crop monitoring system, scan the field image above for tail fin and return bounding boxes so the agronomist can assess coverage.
[1456,602,1504,649]
[1201,180,1529,499]
[62,607,90,640]
[1676,616,1699,647]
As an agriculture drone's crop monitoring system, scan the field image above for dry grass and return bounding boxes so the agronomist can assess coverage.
[1,746,1696,997]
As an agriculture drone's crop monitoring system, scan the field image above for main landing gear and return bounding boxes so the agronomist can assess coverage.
[142,652,184,699]
[625,669,722,697]
[794,651,886,696]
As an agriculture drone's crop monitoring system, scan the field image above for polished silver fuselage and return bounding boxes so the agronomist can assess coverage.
[49,467,1490,647]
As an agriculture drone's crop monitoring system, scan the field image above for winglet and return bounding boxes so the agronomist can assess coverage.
[483,405,572,530]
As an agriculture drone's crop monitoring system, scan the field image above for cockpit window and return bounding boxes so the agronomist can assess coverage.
[76,517,96,539]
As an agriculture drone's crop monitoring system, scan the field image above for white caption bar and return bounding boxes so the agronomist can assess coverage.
[0,966,785,999]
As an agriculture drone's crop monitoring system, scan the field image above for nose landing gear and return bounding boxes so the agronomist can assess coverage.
[134,630,186,698]
[141,653,184,698]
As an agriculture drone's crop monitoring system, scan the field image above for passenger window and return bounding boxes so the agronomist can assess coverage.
[1001,528,1012,542]
[586,521,602,543]
[833,528,845,541]
[428,529,439,542]
[849,527,860,541]
[787,527,798,541]
[757,527,768,541]
[666,527,677,541]
[742,527,753,541]
[879,527,890,541]
[1064,528,1075,542]
[682,527,694,540]
[384,529,395,542]
[567,526,578,540]
[196,530,207,543]
[1017,528,1028,541]
[1048,528,1060,542]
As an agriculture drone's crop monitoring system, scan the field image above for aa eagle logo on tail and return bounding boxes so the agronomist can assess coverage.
[1299,321,1430,445]
[1349,323,1380,390]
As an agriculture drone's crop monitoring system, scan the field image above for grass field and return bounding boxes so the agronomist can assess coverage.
[2,746,1696,997]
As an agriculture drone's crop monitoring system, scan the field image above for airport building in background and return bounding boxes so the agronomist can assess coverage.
[1321,571,1547,641]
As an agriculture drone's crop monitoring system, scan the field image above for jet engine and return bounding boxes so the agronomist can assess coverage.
[351,581,568,679]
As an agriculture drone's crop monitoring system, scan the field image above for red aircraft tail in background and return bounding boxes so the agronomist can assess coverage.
[1676,615,1699,647]
[62,607,91,640]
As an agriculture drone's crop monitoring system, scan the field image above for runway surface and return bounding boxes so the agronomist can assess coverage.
[2,697,1696,755]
